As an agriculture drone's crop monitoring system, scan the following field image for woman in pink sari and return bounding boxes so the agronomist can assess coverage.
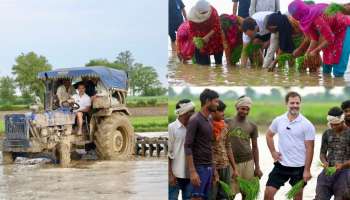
[289,0,350,77]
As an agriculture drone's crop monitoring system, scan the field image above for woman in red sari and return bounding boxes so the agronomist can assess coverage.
[188,0,224,65]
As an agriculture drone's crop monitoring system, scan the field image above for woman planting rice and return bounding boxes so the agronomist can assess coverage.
[188,0,223,65]
[220,14,243,66]
[264,11,322,72]
[289,0,350,77]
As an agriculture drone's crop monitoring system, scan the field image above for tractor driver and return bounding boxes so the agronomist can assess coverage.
[56,79,76,106]
[71,82,91,135]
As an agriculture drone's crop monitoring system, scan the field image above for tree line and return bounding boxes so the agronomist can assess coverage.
[0,51,166,104]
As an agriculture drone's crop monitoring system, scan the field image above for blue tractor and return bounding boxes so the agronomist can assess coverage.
[2,67,135,167]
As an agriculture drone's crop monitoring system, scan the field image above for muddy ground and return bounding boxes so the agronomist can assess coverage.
[0,157,167,200]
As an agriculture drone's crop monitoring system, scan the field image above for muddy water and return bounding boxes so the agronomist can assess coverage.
[0,157,167,200]
[168,52,350,86]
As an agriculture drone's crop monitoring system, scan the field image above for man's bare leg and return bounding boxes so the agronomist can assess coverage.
[264,186,278,200]
[76,112,83,135]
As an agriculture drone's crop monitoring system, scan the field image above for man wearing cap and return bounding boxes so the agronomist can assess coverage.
[56,79,76,106]
[226,95,263,198]
[264,91,316,200]
[168,99,195,200]
[315,107,350,200]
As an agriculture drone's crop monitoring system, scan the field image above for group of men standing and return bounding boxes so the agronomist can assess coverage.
[168,89,350,200]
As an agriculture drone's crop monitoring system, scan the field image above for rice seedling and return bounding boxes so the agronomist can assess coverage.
[237,176,260,200]
[319,161,337,176]
[220,15,233,31]
[193,37,205,49]
[219,180,235,200]
[286,180,305,200]
[324,3,345,16]
[293,36,303,48]
[231,45,243,64]
[277,53,293,68]
[244,43,261,57]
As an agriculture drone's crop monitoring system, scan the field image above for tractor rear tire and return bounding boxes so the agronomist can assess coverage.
[94,112,134,160]
[2,151,13,164]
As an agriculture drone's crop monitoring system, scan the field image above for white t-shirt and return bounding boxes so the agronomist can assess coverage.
[168,119,189,179]
[243,11,273,44]
[72,93,91,112]
[269,112,316,167]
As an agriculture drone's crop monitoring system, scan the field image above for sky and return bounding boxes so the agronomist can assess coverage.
[0,0,167,84]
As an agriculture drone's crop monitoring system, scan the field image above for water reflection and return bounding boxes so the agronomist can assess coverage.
[168,51,350,86]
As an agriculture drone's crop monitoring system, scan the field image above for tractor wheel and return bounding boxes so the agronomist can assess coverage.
[58,137,71,167]
[94,112,134,160]
[2,151,13,164]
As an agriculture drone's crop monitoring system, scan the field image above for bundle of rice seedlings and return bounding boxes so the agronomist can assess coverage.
[296,56,305,71]
[293,36,303,48]
[237,176,260,200]
[244,43,261,57]
[231,44,243,64]
[220,15,233,32]
[324,3,345,16]
[319,161,337,176]
[192,56,197,64]
[277,53,293,68]
[286,180,305,200]
[219,180,235,200]
[193,37,205,49]
[325,167,337,176]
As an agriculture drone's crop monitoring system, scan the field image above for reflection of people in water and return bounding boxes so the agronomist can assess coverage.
[56,79,76,106]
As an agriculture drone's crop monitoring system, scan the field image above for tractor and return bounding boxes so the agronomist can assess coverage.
[2,66,134,167]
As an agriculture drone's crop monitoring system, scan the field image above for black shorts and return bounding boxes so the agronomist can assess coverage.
[266,162,306,190]
[255,33,271,42]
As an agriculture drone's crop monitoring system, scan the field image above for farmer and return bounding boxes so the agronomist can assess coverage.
[169,99,196,200]
[264,11,322,72]
[71,83,91,135]
[232,0,251,18]
[188,0,223,65]
[185,89,219,200]
[288,0,350,77]
[264,91,316,200]
[209,100,239,200]
[240,11,273,68]
[226,96,263,199]
[315,107,350,200]
[56,78,75,106]
[169,0,187,51]
[341,100,350,127]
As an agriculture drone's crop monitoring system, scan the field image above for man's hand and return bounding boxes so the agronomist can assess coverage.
[254,167,263,179]
[321,161,329,168]
[335,163,344,171]
[303,170,312,182]
[271,151,282,162]
[213,170,219,185]
[169,172,177,186]
[190,170,201,187]
[202,35,210,44]
[292,48,302,58]
[232,167,239,178]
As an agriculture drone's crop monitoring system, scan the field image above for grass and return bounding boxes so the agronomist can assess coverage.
[0,116,167,134]
[126,96,167,107]
[0,104,28,111]
[168,100,339,126]
[130,116,167,132]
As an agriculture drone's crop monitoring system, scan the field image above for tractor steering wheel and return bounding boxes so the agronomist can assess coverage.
[61,100,80,111]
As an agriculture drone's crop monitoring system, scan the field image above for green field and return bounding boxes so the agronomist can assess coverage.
[168,100,340,126]
[0,115,167,134]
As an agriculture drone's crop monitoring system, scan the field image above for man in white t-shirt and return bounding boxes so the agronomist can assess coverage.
[168,99,195,200]
[72,83,91,135]
[240,11,273,68]
[264,91,316,200]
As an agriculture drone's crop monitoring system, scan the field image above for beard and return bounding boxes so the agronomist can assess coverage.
[208,104,217,112]
[289,108,300,116]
